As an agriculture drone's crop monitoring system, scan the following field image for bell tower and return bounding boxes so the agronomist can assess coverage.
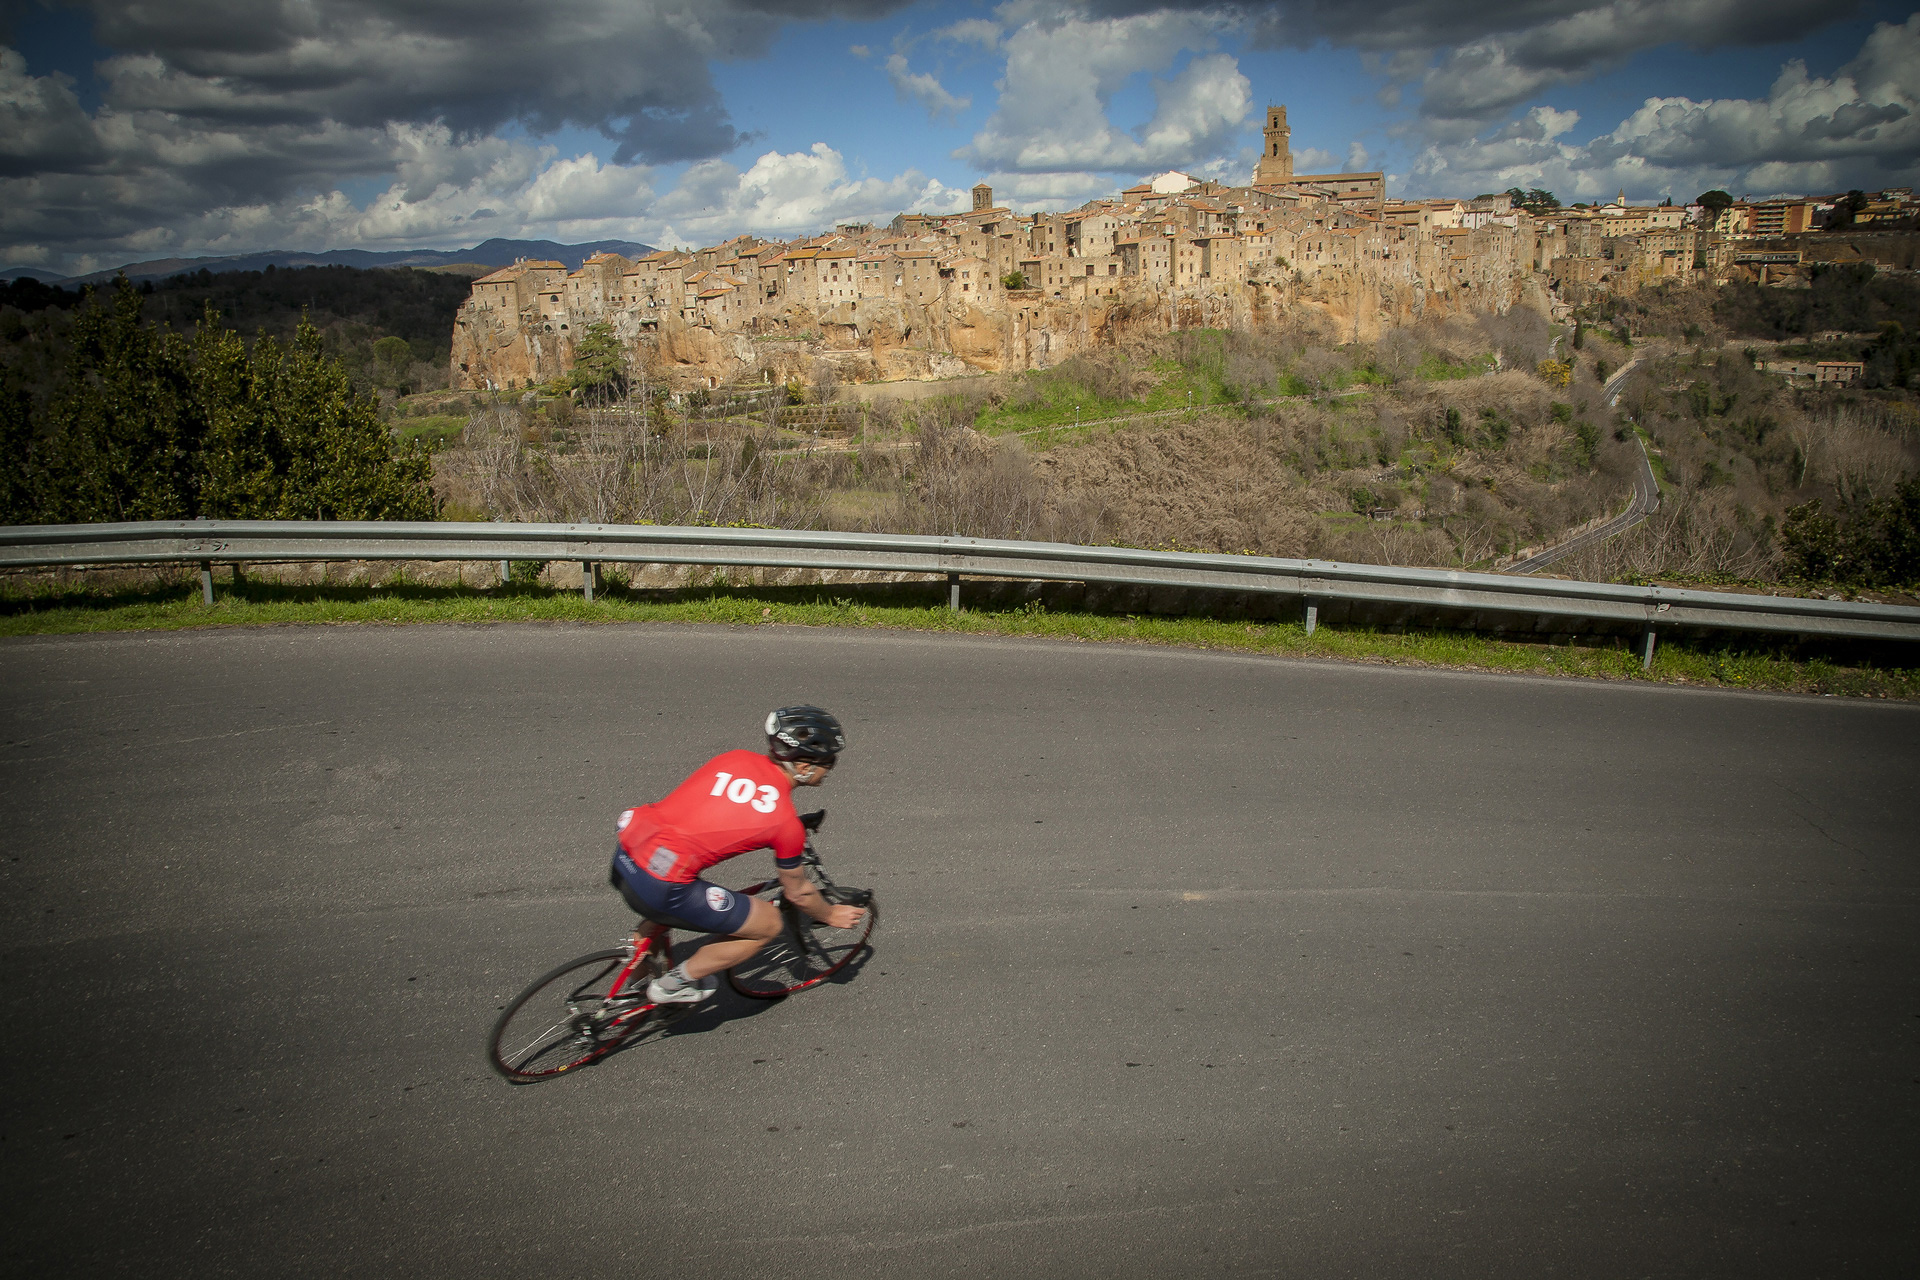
[1255,104,1292,185]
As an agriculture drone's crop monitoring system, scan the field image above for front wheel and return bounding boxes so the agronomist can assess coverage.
[728,885,877,999]
[488,949,659,1082]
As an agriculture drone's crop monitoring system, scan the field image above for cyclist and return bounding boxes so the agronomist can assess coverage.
[609,705,866,1006]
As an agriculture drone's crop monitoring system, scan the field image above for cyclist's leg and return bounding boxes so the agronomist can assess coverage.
[619,865,782,983]
[679,897,782,980]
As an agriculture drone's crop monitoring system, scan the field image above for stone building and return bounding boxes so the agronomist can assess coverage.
[446,98,1748,391]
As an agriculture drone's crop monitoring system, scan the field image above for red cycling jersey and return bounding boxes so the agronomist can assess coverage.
[616,749,805,885]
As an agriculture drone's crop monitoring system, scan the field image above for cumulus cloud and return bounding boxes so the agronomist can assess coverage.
[1404,15,1920,201]
[0,0,928,270]
[645,144,962,247]
[10,0,918,192]
[977,170,1120,210]
[1073,0,1845,130]
[936,18,1003,50]
[1090,0,1835,65]
[885,53,972,120]
[955,10,1250,174]
[0,43,957,272]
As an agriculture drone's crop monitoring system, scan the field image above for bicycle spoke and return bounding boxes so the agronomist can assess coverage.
[488,950,655,1082]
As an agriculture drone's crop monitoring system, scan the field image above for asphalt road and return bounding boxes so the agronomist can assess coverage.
[3,624,1916,1278]
[1505,438,1661,576]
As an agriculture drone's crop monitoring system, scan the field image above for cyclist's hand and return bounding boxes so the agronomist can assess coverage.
[822,903,867,929]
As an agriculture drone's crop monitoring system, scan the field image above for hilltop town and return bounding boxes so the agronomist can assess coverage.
[448,104,1920,394]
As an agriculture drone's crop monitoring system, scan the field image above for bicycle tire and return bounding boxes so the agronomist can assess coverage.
[487,948,659,1082]
[727,881,877,999]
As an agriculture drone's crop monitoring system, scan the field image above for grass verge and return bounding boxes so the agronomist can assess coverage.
[1,577,1913,700]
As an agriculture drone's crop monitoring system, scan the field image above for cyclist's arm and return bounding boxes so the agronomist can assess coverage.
[777,864,865,929]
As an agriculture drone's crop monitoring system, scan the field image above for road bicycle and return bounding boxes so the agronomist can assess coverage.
[487,809,876,1083]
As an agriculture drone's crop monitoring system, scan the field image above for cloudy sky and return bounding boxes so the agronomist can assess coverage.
[4,0,1918,273]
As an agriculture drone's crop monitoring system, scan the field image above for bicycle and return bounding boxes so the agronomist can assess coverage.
[487,809,876,1083]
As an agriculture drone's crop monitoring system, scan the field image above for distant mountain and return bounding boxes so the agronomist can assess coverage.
[17,238,657,287]
[0,266,67,283]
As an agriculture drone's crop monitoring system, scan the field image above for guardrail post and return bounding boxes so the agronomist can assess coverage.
[1641,628,1657,669]
[199,561,213,605]
[582,561,596,603]
[498,559,509,585]
[948,572,961,611]
[1304,600,1318,636]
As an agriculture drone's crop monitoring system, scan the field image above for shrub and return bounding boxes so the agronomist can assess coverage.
[1780,478,1920,585]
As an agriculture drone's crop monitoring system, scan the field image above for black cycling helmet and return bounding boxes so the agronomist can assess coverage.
[765,705,846,764]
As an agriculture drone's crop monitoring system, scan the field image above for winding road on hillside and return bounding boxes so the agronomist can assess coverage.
[1506,354,1660,575]
[3,624,1915,1278]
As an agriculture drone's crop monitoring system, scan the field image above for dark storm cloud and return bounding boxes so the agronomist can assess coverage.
[1076,0,1855,123]
[52,0,910,163]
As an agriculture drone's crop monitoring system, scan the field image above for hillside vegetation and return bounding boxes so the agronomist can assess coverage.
[5,261,1915,592]
[0,265,473,408]
[428,271,1918,591]
[1,279,438,524]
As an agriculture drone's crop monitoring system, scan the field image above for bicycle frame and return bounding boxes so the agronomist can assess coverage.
[593,921,673,1030]
[734,837,850,952]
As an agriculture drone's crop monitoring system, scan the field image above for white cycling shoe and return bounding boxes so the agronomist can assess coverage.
[646,973,717,1005]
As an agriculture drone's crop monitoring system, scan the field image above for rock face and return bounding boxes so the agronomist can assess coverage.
[448,186,1569,394]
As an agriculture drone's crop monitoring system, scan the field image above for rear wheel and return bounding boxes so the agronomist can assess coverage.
[728,882,876,999]
[487,948,660,1082]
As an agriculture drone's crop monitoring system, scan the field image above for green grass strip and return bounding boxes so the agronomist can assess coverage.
[2,577,1913,700]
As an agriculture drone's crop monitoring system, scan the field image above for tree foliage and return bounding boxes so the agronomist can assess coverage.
[2,278,438,524]
[1504,187,1560,215]
[0,264,472,402]
[1695,190,1734,215]
[1824,190,1870,230]
[567,321,628,404]
[1781,478,1920,586]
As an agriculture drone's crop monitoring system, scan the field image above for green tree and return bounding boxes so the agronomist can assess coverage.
[371,335,413,390]
[1504,187,1560,214]
[0,363,35,524]
[1781,478,1920,585]
[248,319,438,519]
[35,277,200,522]
[568,321,628,404]
[1696,190,1734,216]
[5,278,437,524]
[1825,189,1870,230]
[1001,270,1028,291]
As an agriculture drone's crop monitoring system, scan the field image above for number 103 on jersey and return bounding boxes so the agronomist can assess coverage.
[709,772,779,813]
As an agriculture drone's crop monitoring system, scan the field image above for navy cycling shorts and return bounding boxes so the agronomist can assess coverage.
[610,846,754,935]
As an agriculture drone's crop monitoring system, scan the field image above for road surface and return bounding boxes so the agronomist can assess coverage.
[3,623,1915,1278]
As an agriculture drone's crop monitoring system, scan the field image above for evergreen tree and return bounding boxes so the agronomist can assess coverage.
[568,322,628,404]
[0,363,35,524]
[1,278,438,524]
[250,318,437,520]
[36,278,200,522]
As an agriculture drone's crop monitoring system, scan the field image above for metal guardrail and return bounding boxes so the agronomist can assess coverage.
[3,520,1917,661]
